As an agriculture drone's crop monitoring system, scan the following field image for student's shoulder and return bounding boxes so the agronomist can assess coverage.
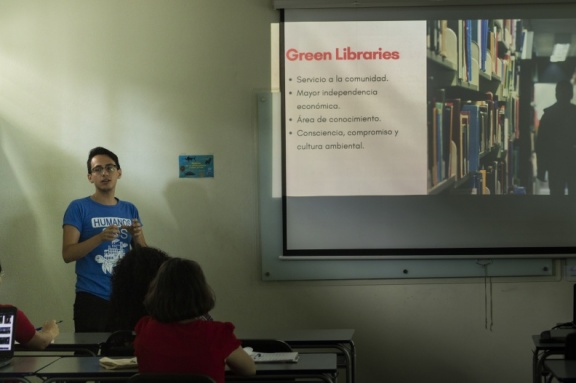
[134,315,155,332]
[203,320,237,335]
[0,305,31,324]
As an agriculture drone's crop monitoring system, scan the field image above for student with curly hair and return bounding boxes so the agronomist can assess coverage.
[108,246,171,331]
[133,258,255,383]
[108,246,213,332]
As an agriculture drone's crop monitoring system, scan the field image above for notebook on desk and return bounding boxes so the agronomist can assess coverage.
[243,347,299,363]
[252,352,299,363]
[0,306,17,368]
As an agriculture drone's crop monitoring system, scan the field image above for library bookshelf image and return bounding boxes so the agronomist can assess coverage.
[427,19,524,195]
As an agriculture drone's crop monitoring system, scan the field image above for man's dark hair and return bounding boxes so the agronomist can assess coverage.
[144,258,215,323]
[87,147,121,174]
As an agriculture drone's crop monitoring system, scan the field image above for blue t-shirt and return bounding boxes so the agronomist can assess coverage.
[63,196,142,300]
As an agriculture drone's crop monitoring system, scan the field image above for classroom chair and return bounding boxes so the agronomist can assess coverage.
[99,330,135,356]
[566,332,576,360]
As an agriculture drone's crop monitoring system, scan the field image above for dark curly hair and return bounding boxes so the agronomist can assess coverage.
[108,246,171,331]
[144,258,215,323]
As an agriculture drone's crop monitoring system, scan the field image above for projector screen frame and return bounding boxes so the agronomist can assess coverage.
[278,3,576,259]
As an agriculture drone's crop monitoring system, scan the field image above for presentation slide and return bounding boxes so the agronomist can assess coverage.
[281,7,576,257]
[284,21,428,196]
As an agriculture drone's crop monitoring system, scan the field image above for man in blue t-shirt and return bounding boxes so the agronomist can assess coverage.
[62,147,148,332]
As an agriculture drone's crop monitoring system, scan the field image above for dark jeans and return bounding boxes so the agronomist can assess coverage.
[74,291,110,333]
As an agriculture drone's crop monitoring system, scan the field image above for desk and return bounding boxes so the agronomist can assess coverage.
[16,332,109,356]
[22,330,354,381]
[532,334,566,383]
[0,356,61,382]
[544,360,576,383]
[228,353,337,383]
[36,356,136,382]
[237,329,355,383]
[36,354,337,383]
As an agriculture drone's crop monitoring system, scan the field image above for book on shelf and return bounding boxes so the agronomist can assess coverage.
[447,20,466,81]
[426,18,522,194]
[480,19,489,73]
[447,98,462,179]
[478,168,489,195]
[461,103,481,176]
[443,102,454,180]
[459,111,471,178]
[465,19,473,83]
[435,101,444,183]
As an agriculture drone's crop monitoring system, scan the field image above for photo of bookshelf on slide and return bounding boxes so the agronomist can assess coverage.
[428,18,576,197]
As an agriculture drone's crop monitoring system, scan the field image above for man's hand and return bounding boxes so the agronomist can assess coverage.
[100,225,120,242]
[122,218,143,239]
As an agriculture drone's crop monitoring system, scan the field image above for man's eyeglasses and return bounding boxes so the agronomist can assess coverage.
[91,164,118,175]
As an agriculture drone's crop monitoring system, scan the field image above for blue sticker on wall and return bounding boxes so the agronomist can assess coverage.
[179,155,214,178]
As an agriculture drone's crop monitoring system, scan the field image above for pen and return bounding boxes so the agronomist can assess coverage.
[36,320,63,331]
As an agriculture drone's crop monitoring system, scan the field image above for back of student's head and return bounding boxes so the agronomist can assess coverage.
[556,80,574,103]
[109,246,171,330]
[144,257,215,323]
[87,146,121,174]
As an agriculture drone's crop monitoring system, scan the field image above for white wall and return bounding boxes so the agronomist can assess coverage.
[0,1,572,382]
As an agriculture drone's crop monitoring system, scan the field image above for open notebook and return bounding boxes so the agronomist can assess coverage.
[0,306,17,368]
[243,347,299,363]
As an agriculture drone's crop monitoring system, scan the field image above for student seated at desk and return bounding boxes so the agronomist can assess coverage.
[108,247,212,331]
[108,246,171,331]
[0,262,60,350]
[133,257,255,383]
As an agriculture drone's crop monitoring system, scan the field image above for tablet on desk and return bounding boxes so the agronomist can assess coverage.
[0,306,17,368]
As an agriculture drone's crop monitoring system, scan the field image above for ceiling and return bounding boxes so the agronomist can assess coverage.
[526,19,576,58]
[273,0,576,8]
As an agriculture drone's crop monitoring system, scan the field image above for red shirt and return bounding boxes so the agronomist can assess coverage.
[0,305,35,346]
[134,316,240,383]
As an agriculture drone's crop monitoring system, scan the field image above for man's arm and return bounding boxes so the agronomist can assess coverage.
[62,224,120,263]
